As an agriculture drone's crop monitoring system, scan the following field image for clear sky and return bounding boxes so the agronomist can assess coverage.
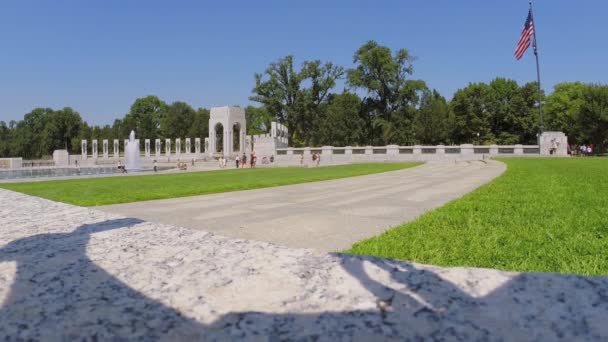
[0,0,606,126]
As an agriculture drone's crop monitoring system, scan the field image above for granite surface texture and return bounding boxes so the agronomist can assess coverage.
[1,188,607,341]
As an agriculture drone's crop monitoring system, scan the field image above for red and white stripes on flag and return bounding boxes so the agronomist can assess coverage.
[515,10,535,60]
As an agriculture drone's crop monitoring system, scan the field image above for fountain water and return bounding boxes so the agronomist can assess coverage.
[125,130,141,172]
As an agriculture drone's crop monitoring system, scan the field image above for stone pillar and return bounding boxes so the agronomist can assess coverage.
[413,145,422,155]
[489,144,499,156]
[175,138,181,158]
[321,146,333,164]
[204,138,209,154]
[102,139,109,159]
[460,144,474,157]
[113,140,119,158]
[514,144,524,155]
[81,140,87,160]
[92,140,98,159]
[436,144,445,155]
[365,145,373,156]
[345,146,353,163]
[185,138,191,154]
[145,139,151,157]
[155,139,161,158]
[165,139,171,157]
[194,138,201,155]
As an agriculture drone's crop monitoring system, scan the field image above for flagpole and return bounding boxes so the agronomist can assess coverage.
[529,1,544,133]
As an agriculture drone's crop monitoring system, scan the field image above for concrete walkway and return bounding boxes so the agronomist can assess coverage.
[99,160,506,252]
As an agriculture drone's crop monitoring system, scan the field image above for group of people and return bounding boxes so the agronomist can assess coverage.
[236,152,257,168]
[576,144,595,156]
[218,152,258,169]
[300,152,321,167]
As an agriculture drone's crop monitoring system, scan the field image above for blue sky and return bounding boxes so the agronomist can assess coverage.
[0,0,606,126]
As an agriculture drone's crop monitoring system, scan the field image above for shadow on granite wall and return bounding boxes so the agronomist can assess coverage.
[0,218,607,340]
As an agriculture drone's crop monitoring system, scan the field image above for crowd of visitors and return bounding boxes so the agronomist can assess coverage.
[573,144,596,156]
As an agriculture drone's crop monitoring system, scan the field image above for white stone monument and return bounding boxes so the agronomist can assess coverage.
[92,140,98,159]
[113,140,119,158]
[102,140,109,159]
[155,139,161,158]
[145,139,151,157]
[185,138,191,154]
[81,140,87,160]
[539,131,568,156]
[204,138,209,154]
[165,139,171,157]
[208,106,247,158]
[195,138,201,155]
[175,138,181,157]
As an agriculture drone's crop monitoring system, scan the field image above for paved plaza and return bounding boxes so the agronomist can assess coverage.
[99,160,506,252]
[1,184,607,340]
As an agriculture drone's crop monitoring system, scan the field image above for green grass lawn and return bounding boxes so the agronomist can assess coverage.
[0,163,419,207]
[347,158,608,276]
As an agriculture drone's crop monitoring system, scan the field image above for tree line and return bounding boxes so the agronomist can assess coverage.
[1,41,606,159]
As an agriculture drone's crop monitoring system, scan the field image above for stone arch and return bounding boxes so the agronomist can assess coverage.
[208,107,246,158]
[214,123,224,153]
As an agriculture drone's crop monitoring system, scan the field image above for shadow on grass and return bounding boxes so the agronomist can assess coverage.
[0,219,607,340]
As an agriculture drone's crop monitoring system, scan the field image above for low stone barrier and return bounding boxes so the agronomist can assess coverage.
[274,144,544,166]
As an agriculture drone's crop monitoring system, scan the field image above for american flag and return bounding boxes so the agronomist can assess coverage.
[514,10,535,60]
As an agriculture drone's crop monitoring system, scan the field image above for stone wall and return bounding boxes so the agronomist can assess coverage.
[273,144,548,166]
[0,158,23,169]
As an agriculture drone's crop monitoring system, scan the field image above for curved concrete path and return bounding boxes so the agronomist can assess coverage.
[99,160,506,252]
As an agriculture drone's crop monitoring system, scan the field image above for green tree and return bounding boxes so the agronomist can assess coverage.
[315,92,366,146]
[579,84,608,151]
[449,83,492,144]
[245,106,272,135]
[347,40,426,145]
[415,90,449,144]
[544,82,586,144]
[124,95,167,139]
[250,55,303,143]
[161,101,197,139]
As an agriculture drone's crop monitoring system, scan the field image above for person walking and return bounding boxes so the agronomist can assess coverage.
[236,157,240,168]
[250,151,256,168]
[242,153,247,168]
[153,160,157,172]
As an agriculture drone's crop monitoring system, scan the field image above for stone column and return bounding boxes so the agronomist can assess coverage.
[489,144,499,156]
[81,140,87,160]
[92,140,98,159]
[195,138,201,155]
[185,138,191,154]
[103,140,109,159]
[113,140,119,158]
[175,138,181,158]
[145,139,151,157]
[204,138,209,154]
[365,145,373,156]
[165,139,171,158]
[155,139,161,158]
